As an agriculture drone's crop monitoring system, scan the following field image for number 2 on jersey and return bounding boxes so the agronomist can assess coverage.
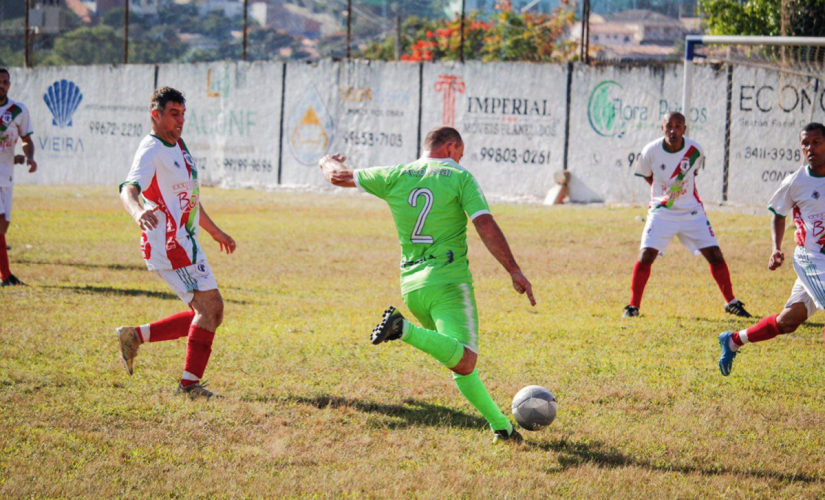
[408,188,434,244]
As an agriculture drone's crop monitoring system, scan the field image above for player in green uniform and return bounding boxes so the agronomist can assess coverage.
[319,126,536,443]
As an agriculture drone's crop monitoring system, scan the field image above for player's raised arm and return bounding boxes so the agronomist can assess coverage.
[319,153,356,188]
[769,213,786,270]
[119,183,158,231]
[472,214,536,306]
[199,203,236,254]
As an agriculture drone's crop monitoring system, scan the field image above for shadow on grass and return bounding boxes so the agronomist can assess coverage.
[17,259,146,271]
[46,284,254,305]
[283,394,488,430]
[528,437,822,483]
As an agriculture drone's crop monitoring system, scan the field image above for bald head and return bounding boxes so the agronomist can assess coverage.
[662,111,685,125]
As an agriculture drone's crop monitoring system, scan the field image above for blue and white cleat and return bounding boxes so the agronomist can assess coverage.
[718,331,738,376]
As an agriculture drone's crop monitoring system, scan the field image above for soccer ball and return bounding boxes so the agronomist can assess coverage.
[511,385,558,431]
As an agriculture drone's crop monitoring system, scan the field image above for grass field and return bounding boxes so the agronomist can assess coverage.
[2,185,825,499]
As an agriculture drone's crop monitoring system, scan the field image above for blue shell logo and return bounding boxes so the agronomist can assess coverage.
[43,80,83,128]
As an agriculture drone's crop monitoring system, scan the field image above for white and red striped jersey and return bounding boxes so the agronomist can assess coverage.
[121,134,201,271]
[768,165,825,256]
[635,137,705,213]
[0,99,33,186]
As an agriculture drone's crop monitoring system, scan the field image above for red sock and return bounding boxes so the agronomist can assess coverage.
[737,314,781,344]
[0,234,10,281]
[629,261,652,308]
[139,310,195,343]
[709,261,736,303]
[181,325,215,386]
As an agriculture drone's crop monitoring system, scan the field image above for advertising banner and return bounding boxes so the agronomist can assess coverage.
[280,60,420,187]
[726,66,825,206]
[420,62,568,202]
[9,65,155,186]
[156,62,283,188]
[567,64,726,205]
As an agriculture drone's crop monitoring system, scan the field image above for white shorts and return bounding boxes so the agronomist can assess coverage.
[0,186,12,221]
[640,208,719,256]
[786,248,825,317]
[156,258,218,304]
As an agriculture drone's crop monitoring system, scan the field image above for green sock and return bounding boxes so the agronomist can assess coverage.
[402,321,465,368]
[453,369,513,433]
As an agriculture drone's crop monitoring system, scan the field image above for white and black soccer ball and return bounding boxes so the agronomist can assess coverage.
[512,385,558,431]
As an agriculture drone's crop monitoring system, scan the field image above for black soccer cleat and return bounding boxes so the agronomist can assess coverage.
[493,427,524,444]
[725,300,752,318]
[370,306,405,345]
[1,274,26,287]
[622,305,639,318]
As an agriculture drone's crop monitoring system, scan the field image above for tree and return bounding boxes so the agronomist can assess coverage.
[38,26,123,66]
[359,1,578,62]
[701,0,825,37]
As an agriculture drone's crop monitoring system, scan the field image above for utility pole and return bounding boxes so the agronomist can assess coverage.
[123,0,129,64]
[346,0,352,58]
[24,0,30,68]
[579,0,590,64]
[459,0,466,62]
[395,9,402,61]
[242,0,248,61]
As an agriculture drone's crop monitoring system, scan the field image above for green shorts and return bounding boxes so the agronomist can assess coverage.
[402,282,479,353]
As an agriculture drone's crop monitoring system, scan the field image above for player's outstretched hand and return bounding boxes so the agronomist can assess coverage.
[511,271,536,306]
[211,230,237,254]
[27,158,37,173]
[134,206,160,231]
[768,249,784,271]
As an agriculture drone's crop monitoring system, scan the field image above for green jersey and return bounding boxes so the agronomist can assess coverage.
[355,158,491,295]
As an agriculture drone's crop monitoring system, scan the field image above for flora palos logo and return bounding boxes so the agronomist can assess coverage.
[43,80,83,128]
[587,80,625,138]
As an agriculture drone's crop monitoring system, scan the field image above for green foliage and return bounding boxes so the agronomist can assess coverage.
[359,1,578,62]
[38,25,123,66]
[702,0,825,36]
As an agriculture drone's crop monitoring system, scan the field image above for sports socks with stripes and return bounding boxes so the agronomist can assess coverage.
[133,310,214,387]
[730,314,780,351]
[136,310,195,343]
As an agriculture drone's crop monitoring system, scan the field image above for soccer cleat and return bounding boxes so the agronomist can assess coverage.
[493,427,524,444]
[1,274,26,287]
[725,300,752,318]
[622,305,639,318]
[370,306,405,345]
[116,326,141,376]
[176,381,223,400]
[718,331,738,376]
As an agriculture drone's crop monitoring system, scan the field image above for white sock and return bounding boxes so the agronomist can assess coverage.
[400,320,410,340]
[729,329,749,351]
[726,299,739,307]
[181,371,199,382]
[138,323,151,343]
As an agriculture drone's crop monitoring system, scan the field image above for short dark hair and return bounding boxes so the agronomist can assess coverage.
[0,68,9,78]
[802,122,825,136]
[424,126,463,151]
[662,111,685,124]
[150,86,185,113]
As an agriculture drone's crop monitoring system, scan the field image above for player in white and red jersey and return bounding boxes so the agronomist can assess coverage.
[0,67,37,287]
[117,87,236,399]
[623,111,751,318]
[718,123,825,376]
